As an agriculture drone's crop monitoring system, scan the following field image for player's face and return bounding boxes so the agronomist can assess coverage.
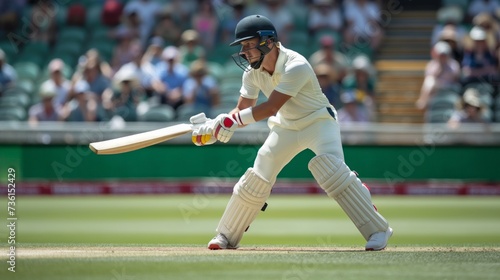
[239,38,261,63]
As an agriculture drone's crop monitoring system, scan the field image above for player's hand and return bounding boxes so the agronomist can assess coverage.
[212,114,238,143]
[190,113,216,146]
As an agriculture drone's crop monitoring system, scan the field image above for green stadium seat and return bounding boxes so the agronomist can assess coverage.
[85,5,104,28]
[206,62,224,82]
[23,41,50,56]
[59,27,87,44]
[14,62,41,81]
[0,92,31,108]
[0,106,27,121]
[13,79,36,96]
[139,105,176,122]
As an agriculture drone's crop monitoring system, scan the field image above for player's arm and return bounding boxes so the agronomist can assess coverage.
[230,91,291,123]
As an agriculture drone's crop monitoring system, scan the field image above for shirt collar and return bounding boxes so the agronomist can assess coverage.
[258,43,286,76]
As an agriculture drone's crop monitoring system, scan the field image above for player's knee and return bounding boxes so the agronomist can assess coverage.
[308,154,357,197]
[234,168,272,205]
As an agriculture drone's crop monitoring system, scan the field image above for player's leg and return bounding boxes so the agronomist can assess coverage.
[209,127,303,249]
[305,119,392,251]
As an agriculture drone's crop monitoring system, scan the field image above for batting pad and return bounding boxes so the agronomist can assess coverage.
[216,168,272,247]
[308,154,389,240]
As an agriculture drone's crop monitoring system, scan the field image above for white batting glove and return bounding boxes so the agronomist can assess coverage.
[212,114,238,143]
[190,113,216,146]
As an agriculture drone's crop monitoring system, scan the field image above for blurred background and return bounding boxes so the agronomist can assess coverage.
[0,0,500,198]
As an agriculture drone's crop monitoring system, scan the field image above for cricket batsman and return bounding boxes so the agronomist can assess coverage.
[190,15,393,251]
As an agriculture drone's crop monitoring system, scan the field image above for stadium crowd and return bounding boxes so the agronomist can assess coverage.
[0,0,499,125]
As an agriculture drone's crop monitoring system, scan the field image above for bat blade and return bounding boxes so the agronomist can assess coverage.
[89,123,192,155]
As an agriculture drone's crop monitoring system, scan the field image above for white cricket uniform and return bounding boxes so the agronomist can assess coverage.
[240,44,344,182]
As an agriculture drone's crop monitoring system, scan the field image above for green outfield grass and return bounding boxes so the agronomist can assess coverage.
[1,195,499,279]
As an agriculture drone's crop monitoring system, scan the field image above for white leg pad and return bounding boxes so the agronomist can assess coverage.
[216,168,272,247]
[308,154,389,240]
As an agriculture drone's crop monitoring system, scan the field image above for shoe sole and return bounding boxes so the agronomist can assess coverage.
[208,243,223,250]
[365,227,393,251]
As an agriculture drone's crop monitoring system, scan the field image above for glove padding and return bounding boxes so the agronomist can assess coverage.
[190,113,216,146]
[213,114,238,143]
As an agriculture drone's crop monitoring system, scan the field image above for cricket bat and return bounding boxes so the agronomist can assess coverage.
[89,123,193,155]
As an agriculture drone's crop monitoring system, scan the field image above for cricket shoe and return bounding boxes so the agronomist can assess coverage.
[207,233,238,250]
[365,227,393,251]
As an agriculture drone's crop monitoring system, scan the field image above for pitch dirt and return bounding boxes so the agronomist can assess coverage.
[17,246,500,259]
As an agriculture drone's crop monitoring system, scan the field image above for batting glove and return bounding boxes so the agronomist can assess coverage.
[190,113,217,146]
[212,114,238,143]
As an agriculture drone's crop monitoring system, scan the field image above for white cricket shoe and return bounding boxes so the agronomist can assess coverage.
[365,227,393,251]
[207,233,238,250]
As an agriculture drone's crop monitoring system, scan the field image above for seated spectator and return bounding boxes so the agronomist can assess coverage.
[467,0,500,19]
[448,87,490,128]
[153,9,182,46]
[461,26,498,85]
[179,30,206,67]
[308,0,343,37]
[182,60,220,117]
[0,49,16,91]
[81,59,111,99]
[124,0,162,48]
[220,0,248,44]
[102,67,141,122]
[143,36,165,67]
[115,42,165,99]
[28,82,61,124]
[157,46,189,110]
[436,25,464,62]
[256,0,293,44]
[314,63,342,109]
[30,0,58,46]
[431,5,468,46]
[111,30,139,73]
[0,1,23,37]
[41,59,71,109]
[336,91,371,123]
[472,13,500,50]
[343,0,383,50]
[309,35,349,83]
[191,0,219,51]
[342,55,377,119]
[61,80,100,122]
[416,42,461,110]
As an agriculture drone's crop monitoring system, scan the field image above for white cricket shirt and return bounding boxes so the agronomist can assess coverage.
[240,44,333,129]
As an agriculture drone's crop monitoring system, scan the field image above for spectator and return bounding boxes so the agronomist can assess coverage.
[436,25,464,63]
[468,0,500,19]
[416,42,461,110]
[116,42,165,98]
[336,90,371,123]
[256,0,293,44]
[28,82,61,123]
[0,49,17,90]
[0,1,24,37]
[448,87,490,128]
[41,59,71,109]
[182,59,220,116]
[179,30,206,67]
[191,0,219,51]
[472,13,500,50]
[431,5,468,46]
[101,0,124,27]
[124,0,162,48]
[308,0,343,37]
[81,59,111,99]
[461,26,498,85]
[153,9,182,46]
[142,36,165,68]
[314,63,342,109]
[309,35,349,83]
[61,80,100,122]
[102,67,141,122]
[157,46,189,109]
[165,0,197,30]
[111,31,139,73]
[344,0,383,50]
[30,0,58,46]
[220,0,248,44]
[342,55,377,120]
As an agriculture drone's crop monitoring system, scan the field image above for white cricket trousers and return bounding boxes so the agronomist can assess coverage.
[253,117,344,183]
